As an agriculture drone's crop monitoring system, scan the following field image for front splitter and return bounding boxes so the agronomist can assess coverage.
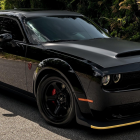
[90,119,140,130]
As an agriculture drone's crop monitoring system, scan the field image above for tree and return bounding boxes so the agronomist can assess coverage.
[0,0,139,41]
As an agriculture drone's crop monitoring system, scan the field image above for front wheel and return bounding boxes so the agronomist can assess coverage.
[37,76,75,126]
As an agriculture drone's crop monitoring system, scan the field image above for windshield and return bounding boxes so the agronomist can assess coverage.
[26,16,110,43]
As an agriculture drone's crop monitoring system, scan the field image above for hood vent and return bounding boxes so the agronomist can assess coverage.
[116,50,140,58]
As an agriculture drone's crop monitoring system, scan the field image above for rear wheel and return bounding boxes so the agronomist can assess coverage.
[37,76,75,126]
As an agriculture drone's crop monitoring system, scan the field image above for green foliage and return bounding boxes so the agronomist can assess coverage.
[0,0,31,9]
[0,0,5,10]
[0,0,140,41]
[106,0,140,41]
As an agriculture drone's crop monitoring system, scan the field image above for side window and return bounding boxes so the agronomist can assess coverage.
[2,18,24,41]
[0,17,3,33]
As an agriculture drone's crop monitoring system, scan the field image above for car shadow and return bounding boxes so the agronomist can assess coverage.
[0,88,140,140]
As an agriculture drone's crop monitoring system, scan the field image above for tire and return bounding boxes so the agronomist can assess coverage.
[37,75,75,126]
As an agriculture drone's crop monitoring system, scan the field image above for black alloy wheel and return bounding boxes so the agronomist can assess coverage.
[37,76,75,126]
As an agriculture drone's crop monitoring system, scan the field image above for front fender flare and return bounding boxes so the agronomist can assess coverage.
[33,58,91,115]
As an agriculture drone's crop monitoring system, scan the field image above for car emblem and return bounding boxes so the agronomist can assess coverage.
[28,62,32,70]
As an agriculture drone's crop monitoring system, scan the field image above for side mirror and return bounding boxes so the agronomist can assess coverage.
[0,33,13,43]
[104,28,109,33]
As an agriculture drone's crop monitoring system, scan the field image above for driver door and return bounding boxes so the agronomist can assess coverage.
[0,17,27,92]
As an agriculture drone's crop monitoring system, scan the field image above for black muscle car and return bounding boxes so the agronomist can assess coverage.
[0,9,140,130]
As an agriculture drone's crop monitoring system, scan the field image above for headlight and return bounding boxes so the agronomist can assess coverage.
[113,74,121,83]
[102,75,110,86]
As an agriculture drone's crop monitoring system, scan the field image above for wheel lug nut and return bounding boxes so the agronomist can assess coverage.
[62,84,65,89]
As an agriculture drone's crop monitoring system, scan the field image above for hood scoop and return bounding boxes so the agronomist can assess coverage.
[116,50,140,58]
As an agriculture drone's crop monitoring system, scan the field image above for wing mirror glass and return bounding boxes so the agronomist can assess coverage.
[0,33,13,43]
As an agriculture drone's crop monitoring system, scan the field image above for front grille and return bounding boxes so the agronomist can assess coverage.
[105,102,140,120]
[123,71,140,80]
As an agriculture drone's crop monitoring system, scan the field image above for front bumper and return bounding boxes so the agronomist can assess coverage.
[76,68,140,129]
[76,78,140,129]
[87,79,140,111]
[75,99,140,129]
[86,80,140,122]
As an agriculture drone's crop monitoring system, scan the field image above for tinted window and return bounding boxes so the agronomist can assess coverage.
[0,17,3,33]
[26,16,110,43]
[2,18,23,41]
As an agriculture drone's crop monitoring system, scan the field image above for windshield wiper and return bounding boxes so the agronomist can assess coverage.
[88,37,112,40]
[88,38,105,40]
[48,39,78,43]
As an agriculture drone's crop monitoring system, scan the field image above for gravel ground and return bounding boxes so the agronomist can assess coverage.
[0,88,140,140]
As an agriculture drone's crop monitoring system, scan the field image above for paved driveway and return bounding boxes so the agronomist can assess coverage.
[0,88,140,140]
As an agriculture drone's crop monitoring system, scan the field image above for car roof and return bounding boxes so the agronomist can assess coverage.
[0,9,83,18]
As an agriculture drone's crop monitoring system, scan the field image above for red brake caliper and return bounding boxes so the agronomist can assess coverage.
[52,89,56,104]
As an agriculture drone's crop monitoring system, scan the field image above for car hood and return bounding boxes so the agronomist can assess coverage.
[43,38,140,68]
